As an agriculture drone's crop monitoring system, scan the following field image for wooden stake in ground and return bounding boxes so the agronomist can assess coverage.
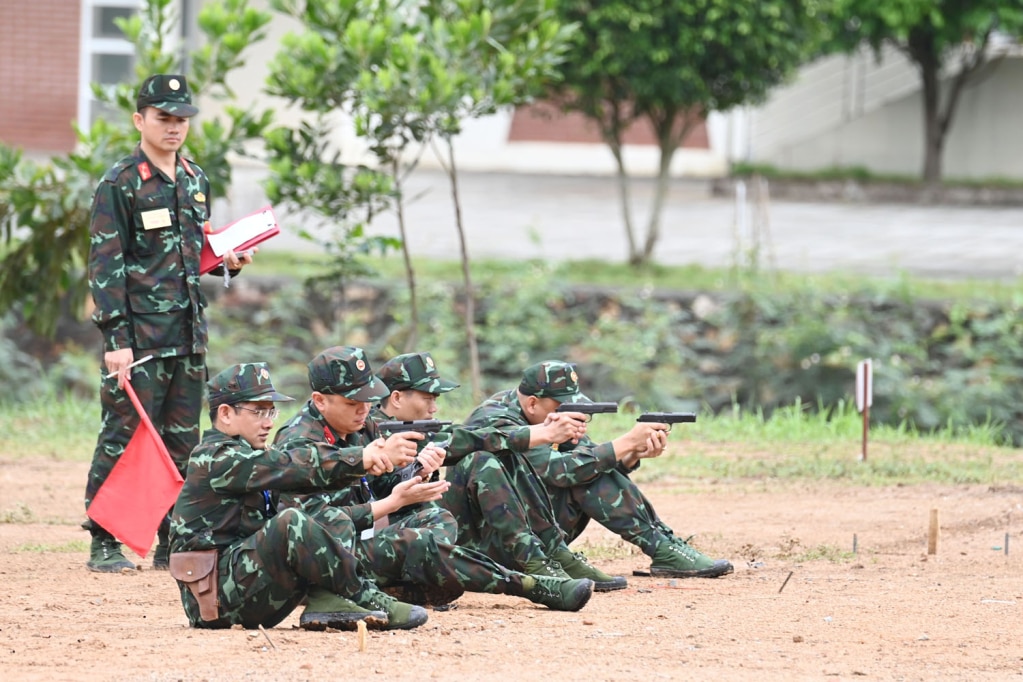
[928,509,939,555]
[357,619,367,652]
[856,359,873,461]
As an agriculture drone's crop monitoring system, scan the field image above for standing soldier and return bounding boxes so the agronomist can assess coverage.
[85,74,253,572]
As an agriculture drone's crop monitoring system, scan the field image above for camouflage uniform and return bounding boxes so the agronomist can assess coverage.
[375,353,576,574]
[466,361,733,579]
[85,75,231,563]
[169,363,376,629]
[467,387,667,555]
[275,348,545,606]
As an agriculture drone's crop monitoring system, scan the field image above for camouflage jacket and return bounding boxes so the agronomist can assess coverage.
[368,405,533,468]
[169,427,368,553]
[88,145,219,357]
[464,389,624,488]
[272,400,379,532]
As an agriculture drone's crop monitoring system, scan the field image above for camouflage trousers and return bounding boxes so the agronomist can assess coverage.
[542,467,668,556]
[86,354,204,525]
[351,505,524,604]
[176,508,371,629]
[440,451,570,571]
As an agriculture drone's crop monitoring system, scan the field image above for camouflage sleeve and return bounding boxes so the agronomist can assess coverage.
[205,438,367,494]
[88,176,133,351]
[270,438,368,488]
[279,490,375,532]
[434,423,532,464]
[520,436,619,488]
[467,393,619,487]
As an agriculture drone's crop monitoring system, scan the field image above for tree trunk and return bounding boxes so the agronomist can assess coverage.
[391,157,419,351]
[919,59,944,190]
[609,144,640,264]
[441,137,482,401]
[640,138,678,264]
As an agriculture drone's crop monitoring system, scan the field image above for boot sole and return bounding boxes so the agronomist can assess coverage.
[86,562,137,573]
[593,579,628,592]
[299,611,388,631]
[649,564,734,579]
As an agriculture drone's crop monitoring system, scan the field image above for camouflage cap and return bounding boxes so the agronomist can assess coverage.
[136,74,199,117]
[518,361,581,401]
[308,346,390,402]
[207,362,294,408]
[377,352,460,395]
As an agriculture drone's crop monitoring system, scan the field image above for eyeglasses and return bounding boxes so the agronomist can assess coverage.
[233,405,280,421]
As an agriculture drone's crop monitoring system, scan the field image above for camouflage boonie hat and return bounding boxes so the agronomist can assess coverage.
[136,74,199,117]
[207,362,294,408]
[308,346,390,402]
[377,352,460,395]
[518,361,581,401]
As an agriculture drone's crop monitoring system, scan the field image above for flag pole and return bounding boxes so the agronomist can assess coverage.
[104,354,154,379]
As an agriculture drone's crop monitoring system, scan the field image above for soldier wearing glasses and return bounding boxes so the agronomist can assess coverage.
[167,362,411,631]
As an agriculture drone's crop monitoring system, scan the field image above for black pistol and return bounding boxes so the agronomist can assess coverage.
[554,402,618,421]
[376,419,452,435]
[636,412,697,431]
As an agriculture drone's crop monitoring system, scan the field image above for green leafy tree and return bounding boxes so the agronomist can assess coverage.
[266,0,425,348]
[266,0,572,398]
[551,0,825,266]
[0,0,271,336]
[826,0,1023,187]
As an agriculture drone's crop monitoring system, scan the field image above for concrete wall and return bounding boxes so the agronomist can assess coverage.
[742,49,1023,180]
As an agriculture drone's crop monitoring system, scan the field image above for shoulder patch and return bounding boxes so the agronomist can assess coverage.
[101,156,136,184]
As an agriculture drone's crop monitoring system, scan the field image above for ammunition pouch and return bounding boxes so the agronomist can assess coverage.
[169,550,220,622]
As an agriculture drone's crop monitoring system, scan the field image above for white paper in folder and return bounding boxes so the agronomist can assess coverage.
[206,208,278,257]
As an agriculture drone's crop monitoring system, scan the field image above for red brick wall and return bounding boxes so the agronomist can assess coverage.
[0,2,80,153]
[509,101,708,148]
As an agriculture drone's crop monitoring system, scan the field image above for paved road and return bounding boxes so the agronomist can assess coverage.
[228,167,1023,280]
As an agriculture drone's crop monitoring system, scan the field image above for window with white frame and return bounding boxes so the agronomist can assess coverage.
[78,0,141,128]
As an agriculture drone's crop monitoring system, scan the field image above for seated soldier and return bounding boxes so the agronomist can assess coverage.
[465,361,734,579]
[375,351,629,592]
[273,346,595,612]
[168,362,420,632]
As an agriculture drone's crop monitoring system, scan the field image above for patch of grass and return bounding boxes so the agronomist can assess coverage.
[571,538,641,561]
[620,399,1021,486]
[730,161,1023,191]
[0,503,36,524]
[253,250,1023,307]
[13,539,89,553]
[0,390,96,461]
[790,544,856,563]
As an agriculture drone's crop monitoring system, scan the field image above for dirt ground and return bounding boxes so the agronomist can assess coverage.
[1,452,1021,682]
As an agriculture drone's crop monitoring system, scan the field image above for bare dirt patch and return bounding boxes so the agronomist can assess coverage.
[1,457,1021,681]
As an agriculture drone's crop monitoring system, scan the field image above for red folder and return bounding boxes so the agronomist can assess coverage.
[200,205,280,274]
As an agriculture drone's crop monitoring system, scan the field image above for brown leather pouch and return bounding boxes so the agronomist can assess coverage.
[169,550,220,622]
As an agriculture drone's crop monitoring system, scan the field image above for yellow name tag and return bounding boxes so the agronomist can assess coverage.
[141,208,172,230]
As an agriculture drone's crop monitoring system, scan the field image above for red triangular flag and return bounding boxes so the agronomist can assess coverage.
[87,378,185,558]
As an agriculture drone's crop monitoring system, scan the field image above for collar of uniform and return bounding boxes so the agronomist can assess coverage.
[133,144,192,181]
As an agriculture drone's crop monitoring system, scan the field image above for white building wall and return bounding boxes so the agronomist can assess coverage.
[736,46,1023,180]
[196,0,725,178]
